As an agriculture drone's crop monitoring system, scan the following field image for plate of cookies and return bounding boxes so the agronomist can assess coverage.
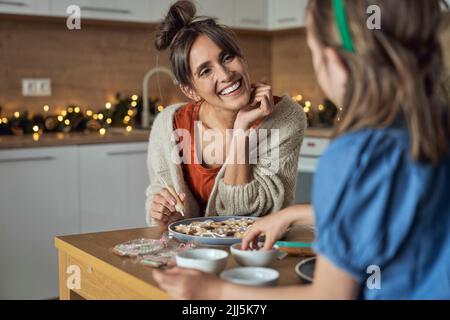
[168,216,257,245]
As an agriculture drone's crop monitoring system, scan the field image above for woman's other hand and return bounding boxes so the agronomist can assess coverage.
[149,189,186,227]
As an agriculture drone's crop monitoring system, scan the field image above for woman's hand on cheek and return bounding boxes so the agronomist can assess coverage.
[152,267,225,300]
[234,81,275,130]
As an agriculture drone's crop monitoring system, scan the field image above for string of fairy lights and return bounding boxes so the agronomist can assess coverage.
[292,94,341,126]
[0,93,340,141]
[0,93,163,140]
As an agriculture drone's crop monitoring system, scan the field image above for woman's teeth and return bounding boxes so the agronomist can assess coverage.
[219,80,241,96]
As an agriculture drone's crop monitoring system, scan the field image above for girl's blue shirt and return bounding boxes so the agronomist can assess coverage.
[312,127,450,299]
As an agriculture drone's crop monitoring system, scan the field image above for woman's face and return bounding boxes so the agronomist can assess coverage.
[306,13,348,107]
[186,34,252,111]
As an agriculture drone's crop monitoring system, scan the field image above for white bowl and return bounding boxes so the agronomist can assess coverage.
[220,267,279,287]
[176,249,229,274]
[230,243,278,267]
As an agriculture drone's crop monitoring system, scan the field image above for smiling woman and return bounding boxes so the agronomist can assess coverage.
[144,0,306,226]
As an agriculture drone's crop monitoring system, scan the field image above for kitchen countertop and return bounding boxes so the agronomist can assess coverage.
[0,127,333,150]
[304,127,334,139]
[0,129,150,150]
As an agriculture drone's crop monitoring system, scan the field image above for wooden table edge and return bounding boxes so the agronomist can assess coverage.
[54,236,170,300]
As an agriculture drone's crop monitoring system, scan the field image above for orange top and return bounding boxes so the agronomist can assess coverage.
[174,96,282,214]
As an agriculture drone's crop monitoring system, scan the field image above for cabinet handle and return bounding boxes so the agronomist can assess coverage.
[107,150,147,156]
[240,18,262,25]
[80,6,131,15]
[0,1,28,7]
[277,17,297,24]
[0,156,55,163]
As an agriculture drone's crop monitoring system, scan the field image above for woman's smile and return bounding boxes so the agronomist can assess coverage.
[218,79,244,97]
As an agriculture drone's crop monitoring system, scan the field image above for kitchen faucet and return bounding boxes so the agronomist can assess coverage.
[142,66,177,128]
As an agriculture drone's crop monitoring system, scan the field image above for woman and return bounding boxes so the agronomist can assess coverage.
[145,0,306,226]
[154,0,450,299]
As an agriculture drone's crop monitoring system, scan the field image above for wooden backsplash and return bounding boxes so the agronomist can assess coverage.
[0,14,449,115]
[0,15,272,115]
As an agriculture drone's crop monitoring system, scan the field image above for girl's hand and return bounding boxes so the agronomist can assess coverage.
[242,210,295,250]
[153,267,225,300]
[234,80,275,130]
[149,189,186,227]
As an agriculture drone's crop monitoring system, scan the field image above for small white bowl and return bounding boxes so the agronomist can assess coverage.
[220,267,279,287]
[176,249,229,274]
[230,243,278,267]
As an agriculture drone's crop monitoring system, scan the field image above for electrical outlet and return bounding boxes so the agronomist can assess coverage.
[22,79,52,96]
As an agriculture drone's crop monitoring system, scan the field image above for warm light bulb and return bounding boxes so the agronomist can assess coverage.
[98,113,104,120]
[131,101,137,107]
[33,125,39,132]
[64,119,70,125]
[57,116,63,122]
[74,107,80,113]
[61,110,67,116]
[126,125,133,132]
[296,95,303,101]
[318,104,324,111]
[304,107,310,113]
[131,95,138,101]
[2,117,7,124]
[86,110,93,116]
[43,105,49,112]
[106,118,112,124]
[32,133,40,141]
[14,112,20,118]
[157,105,164,112]
[124,115,131,123]
[99,128,106,135]
[127,110,133,116]
[93,114,99,120]
[305,101,311,108]
[68,107,74,113]
[105,102,112,109]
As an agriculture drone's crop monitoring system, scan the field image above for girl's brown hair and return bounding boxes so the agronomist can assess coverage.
[308,0,450,164]
[155,0,243,88]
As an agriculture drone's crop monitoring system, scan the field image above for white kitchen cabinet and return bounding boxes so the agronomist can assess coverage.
[0,0,50,16]
[0,147,80,299]
[269,0,308,30]
[233,0,269,30]
[195,0,234,26]
[51,0,152,23]
[79,142,148,233]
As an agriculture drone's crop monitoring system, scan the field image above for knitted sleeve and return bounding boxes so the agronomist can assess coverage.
[212,98,306,217]
[144,116,167,226]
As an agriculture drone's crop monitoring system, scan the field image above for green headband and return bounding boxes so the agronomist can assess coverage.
[333,0,355,53]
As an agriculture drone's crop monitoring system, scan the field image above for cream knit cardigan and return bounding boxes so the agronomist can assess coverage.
[145,95,307,226]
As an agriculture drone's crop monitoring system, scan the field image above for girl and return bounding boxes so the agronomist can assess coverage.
[153,0,450,299]
[145,1,306,227]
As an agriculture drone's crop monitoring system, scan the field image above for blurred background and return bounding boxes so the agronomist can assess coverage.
[0,0,449,299]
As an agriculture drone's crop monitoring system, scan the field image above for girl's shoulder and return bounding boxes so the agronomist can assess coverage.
[322,127,410,170]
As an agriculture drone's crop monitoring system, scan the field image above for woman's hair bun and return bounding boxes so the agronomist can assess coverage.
[155,0,197,51]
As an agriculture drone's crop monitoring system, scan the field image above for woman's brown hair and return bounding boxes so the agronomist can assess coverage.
[155,0,243,88]
[308,0,450,164]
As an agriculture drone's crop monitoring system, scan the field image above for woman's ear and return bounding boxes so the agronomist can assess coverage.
[179,85,201,102]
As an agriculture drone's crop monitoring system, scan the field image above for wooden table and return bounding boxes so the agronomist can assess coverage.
[55,225,314,300]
